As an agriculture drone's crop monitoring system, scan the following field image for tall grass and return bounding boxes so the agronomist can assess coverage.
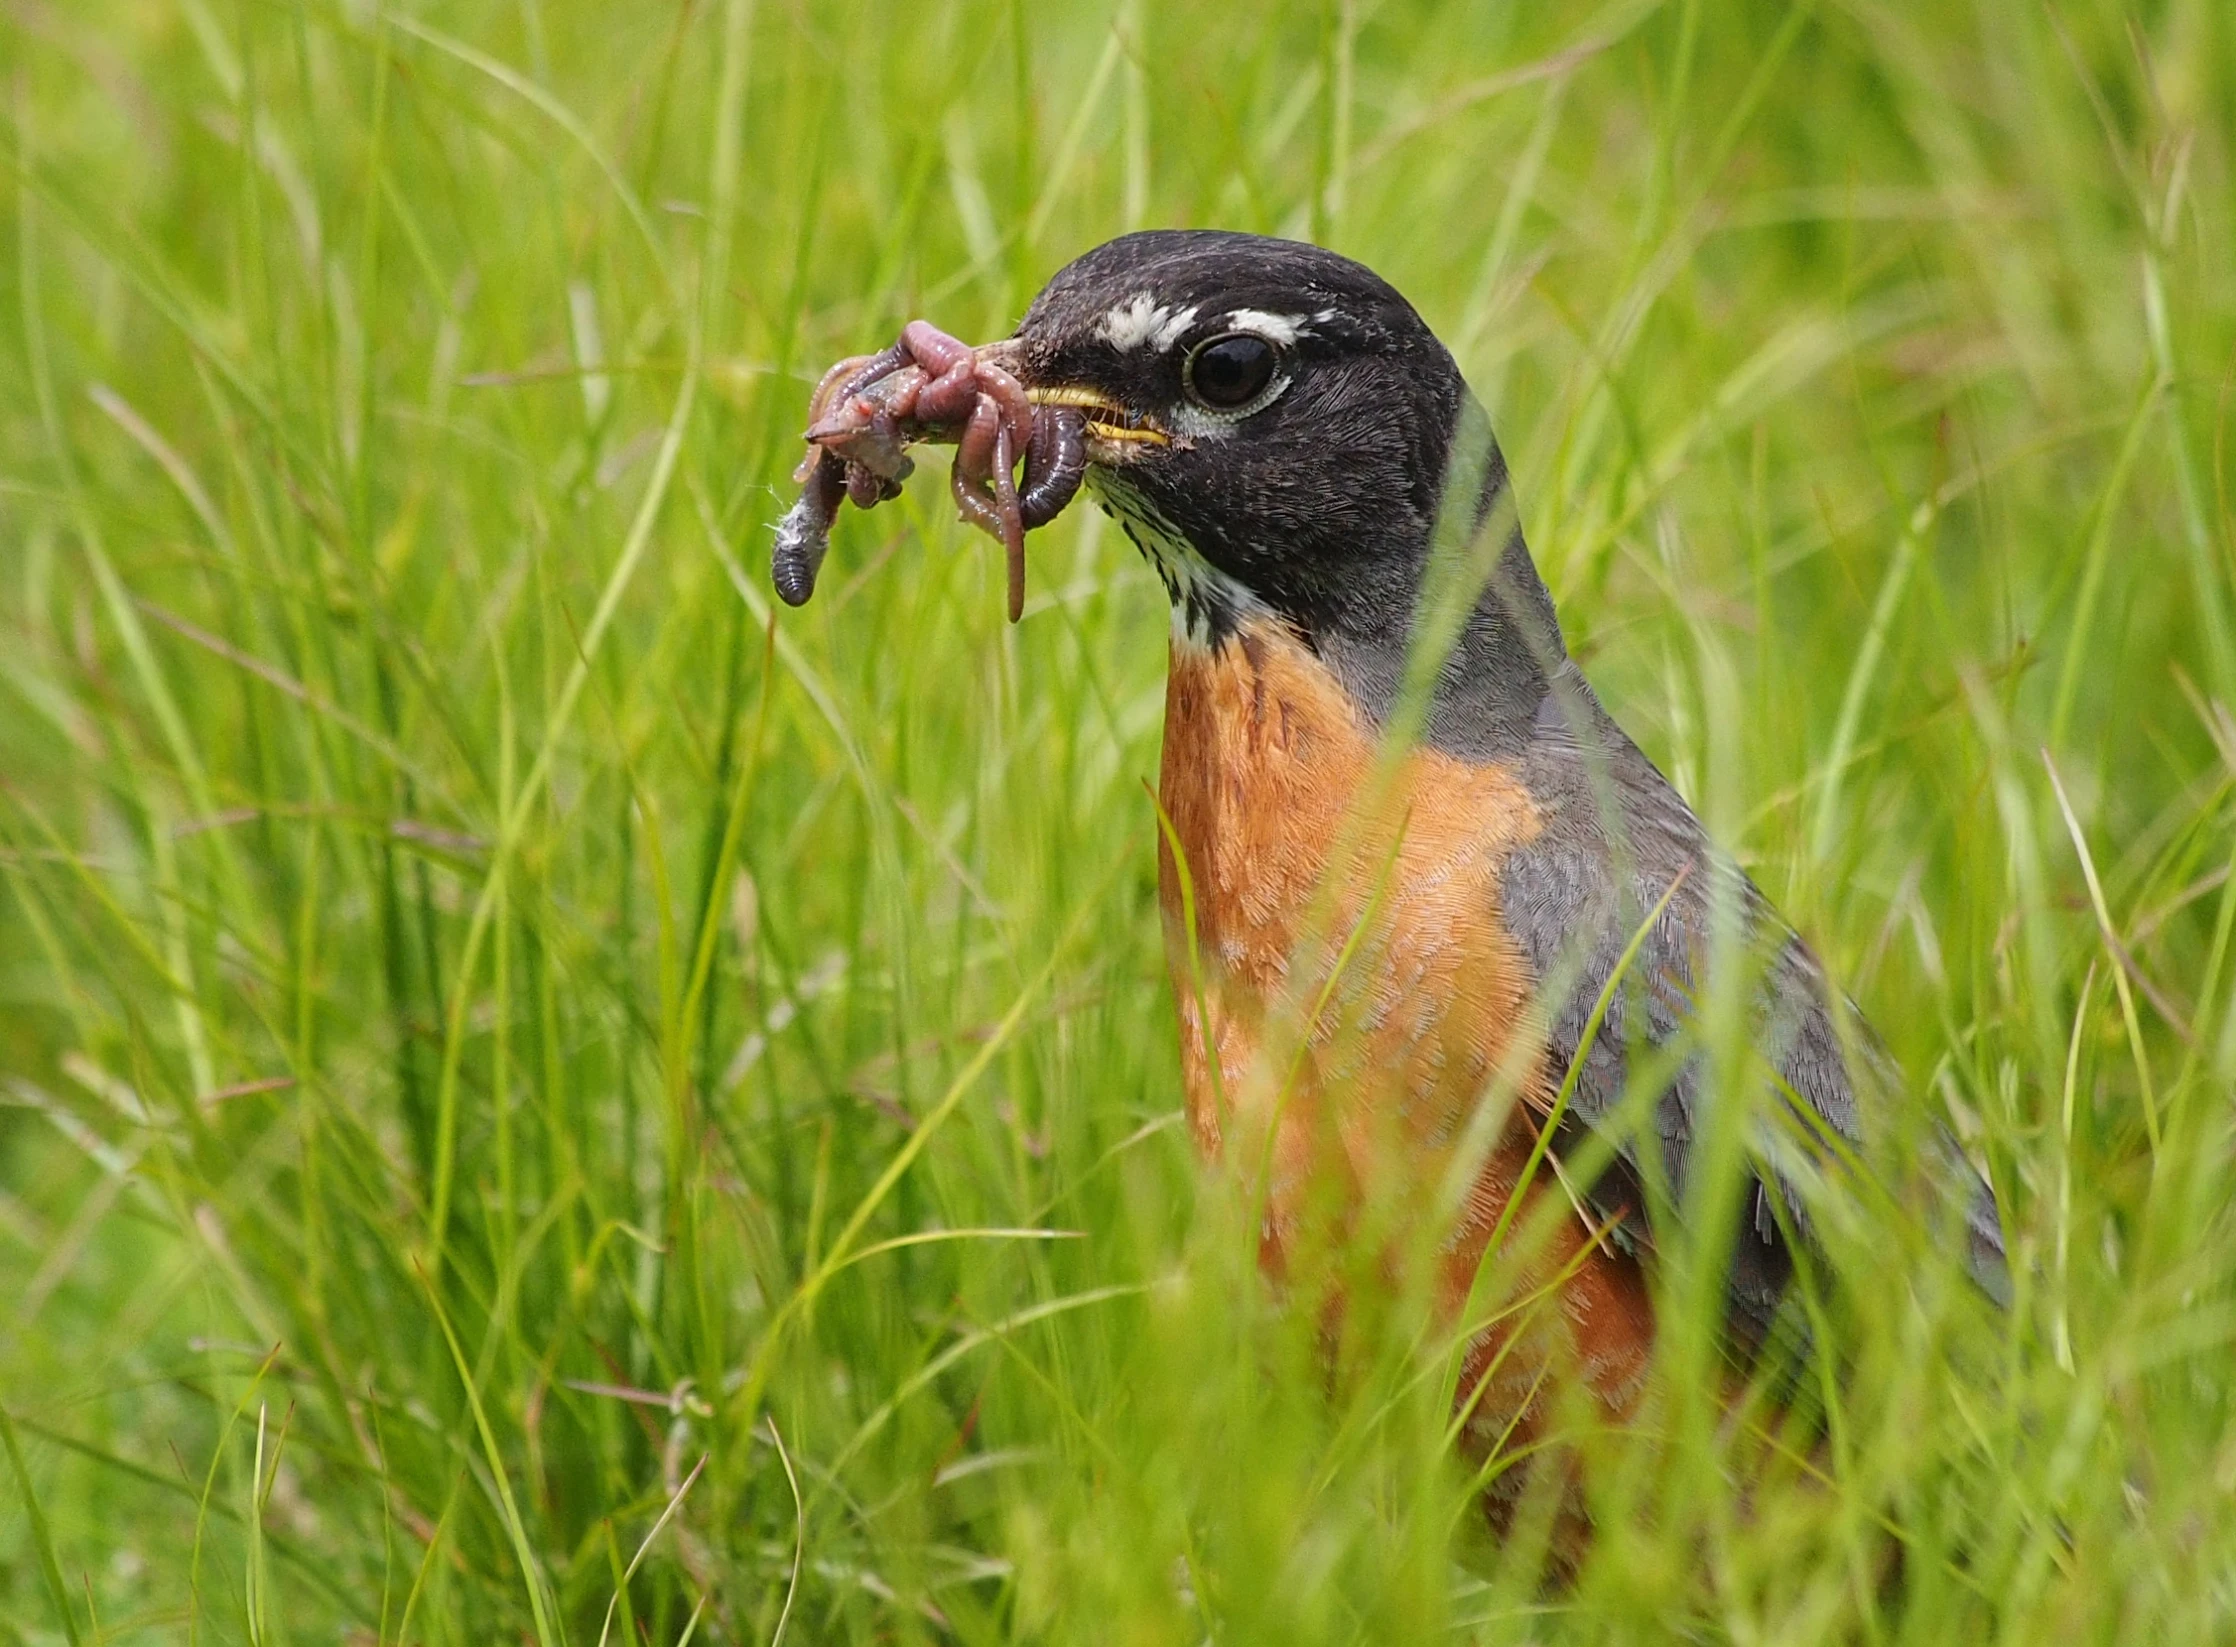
[2,1,2232,1640]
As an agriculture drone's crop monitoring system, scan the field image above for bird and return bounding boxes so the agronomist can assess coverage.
[804,229,2008,1537]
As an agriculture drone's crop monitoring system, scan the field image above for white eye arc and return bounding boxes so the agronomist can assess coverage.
[1222,308,1311,346]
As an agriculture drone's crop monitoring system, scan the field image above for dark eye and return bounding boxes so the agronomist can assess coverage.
[1184,333,1280,411]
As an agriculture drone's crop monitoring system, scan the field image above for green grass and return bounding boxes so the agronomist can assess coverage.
[2,0,2233,1640]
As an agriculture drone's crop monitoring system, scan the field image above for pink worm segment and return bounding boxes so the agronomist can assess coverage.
[772,323,1089,620]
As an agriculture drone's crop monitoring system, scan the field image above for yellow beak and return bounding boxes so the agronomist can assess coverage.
[1025,385,1171,447]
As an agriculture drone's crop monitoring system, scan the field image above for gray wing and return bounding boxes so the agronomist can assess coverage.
[1499,662,2007,1340]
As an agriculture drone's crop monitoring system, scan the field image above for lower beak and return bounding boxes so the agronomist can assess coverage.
[975,340,1170,452]
[1022,385,1171,449]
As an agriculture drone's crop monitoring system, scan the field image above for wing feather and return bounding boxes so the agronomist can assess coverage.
[1499,664,2007,1337]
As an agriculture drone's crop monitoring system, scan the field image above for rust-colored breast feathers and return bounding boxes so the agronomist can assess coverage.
[1156,616,1654,1467]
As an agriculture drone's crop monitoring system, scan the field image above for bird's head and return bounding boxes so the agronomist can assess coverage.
[1001,230,1560,752]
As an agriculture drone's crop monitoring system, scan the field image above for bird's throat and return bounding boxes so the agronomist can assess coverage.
[1087,470,1262,652]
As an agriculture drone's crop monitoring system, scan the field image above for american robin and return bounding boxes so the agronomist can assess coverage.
[788,229,2007,1529]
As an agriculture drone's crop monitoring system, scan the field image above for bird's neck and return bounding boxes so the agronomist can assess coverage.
[1272,497,1571,770]
[1405,527,1571,764]
[1093,458,1570,767]
[1377,414,1573,764]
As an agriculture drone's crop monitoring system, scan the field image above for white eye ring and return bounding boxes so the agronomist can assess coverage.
[1180,331,1290,421]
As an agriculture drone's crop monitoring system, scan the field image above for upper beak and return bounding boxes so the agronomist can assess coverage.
[1024,385,1170,449]
[976,339,1171,453]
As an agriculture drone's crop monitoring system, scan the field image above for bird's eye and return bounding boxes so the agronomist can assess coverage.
[1183,333,1280,412]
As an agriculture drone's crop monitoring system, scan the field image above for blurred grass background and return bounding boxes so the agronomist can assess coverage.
[3,0,2234,1640]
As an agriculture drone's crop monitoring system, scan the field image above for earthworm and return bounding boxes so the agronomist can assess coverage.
[772,450,845,607]
[1019,403,1087,528]
[946,397,1009,559]
[772,321,1091,620]
[988,420,1026,622]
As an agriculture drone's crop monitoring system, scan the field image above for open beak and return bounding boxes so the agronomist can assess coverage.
[1023,385,1171,453]
[974,340,1170,457]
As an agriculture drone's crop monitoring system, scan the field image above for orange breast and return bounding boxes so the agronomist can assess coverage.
[1156,616,1655,1507]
